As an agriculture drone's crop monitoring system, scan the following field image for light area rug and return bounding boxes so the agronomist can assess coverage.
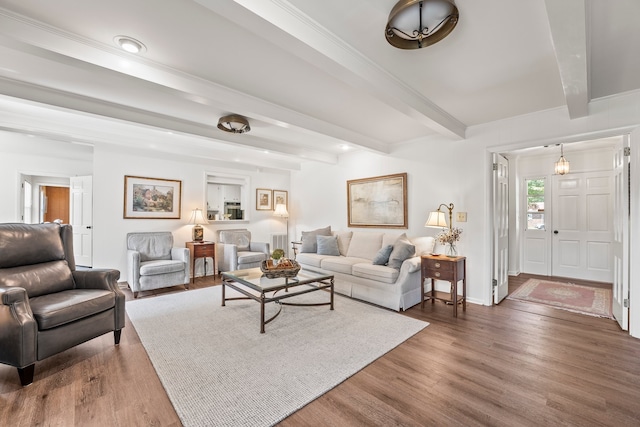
[507,279,613,318]
[126,285,428,427]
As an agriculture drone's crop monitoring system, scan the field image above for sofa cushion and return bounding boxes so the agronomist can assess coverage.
[295,253,325,268]
[335,231,353,256]
[346,232,383,260]
[382,233,404,250]
[321,256,368,274]
[352,263,399,284]
[140,259,185,276]
[300,226,331,253]
[29,289,115,330]
[219,230,251,251]
[0,260,75,298]
[317,235,340,256]
[372,245,393,265]
[388,238,416,270]
[411,236,436,256]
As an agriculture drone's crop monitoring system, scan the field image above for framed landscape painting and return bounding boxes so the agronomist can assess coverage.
[256,188,272,211]
[347,172,408,228]
[124,175,182,219]
[273,190,288,209]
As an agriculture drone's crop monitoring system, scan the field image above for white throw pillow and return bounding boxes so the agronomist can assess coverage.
[335,231,353,256]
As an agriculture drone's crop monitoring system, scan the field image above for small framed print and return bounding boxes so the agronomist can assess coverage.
[124,175,182,219]
[273,190,288,210]
[256,188,272,211]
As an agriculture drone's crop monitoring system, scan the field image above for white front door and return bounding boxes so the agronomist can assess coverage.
[70,175,93,267]
[612,137,629,330]
[522,177,550,276]
[493,154,509,303]
[551,171,614,282]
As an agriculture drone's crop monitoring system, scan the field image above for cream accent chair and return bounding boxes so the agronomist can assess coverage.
[216,229,270,272]
[126,232,190,298]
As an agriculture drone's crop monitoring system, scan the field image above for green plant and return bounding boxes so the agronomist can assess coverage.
[272,248,285,260]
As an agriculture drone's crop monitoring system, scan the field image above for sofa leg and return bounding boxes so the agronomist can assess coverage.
[133,291,139,298]
[18,364,35,386]
[185,283,189,290]
[114,329,122,345]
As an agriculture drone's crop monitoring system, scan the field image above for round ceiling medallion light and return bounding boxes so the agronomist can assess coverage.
[114,36,147,54]
[217,114,251,134]
[385,0,459,49]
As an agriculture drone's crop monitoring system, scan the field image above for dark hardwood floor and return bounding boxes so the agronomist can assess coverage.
[1,274,638,426]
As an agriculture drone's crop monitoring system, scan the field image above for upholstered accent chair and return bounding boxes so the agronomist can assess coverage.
[216,229,270,272]
[126,232,190,298]
[0,223,124,386]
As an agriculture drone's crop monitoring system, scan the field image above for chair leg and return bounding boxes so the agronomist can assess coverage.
[133,291,139,298]
[185,283,189,290]
[114,329,122,345]
[18,364,35,386]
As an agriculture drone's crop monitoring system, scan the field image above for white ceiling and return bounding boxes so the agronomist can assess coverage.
[0,0,638,170]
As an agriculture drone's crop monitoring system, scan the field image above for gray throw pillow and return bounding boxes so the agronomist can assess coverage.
[300,226,331,253]
[387,240,416,270]
[372,245,393,265]
[317,235,340,256]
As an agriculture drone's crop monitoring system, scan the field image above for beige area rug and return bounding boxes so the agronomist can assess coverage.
[508,279,613,318]
[126,285,428,427]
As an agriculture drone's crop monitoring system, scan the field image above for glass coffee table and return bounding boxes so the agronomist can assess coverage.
[221,267,334,333]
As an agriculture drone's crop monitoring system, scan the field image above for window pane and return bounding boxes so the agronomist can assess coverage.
[526,179,545,230]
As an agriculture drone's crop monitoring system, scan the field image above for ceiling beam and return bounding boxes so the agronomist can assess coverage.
[544,0,589,119]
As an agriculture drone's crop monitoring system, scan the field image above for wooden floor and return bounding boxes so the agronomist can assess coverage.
[1,274,639,426]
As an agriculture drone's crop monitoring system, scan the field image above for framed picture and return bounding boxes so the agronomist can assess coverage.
[124,175,182,219]
[256,188,272,211]
[347,173,408,228]
[273,190,288,209]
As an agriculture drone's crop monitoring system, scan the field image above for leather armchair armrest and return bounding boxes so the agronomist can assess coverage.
[0,286,37,367]
[249,242,271,257]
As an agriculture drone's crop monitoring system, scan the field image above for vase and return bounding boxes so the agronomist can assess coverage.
[446,243,457,257]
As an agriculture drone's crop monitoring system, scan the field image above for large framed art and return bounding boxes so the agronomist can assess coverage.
[347,172,408,228]
[123,175,182,219]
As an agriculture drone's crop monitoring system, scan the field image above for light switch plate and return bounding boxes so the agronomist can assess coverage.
[456,212,467,222]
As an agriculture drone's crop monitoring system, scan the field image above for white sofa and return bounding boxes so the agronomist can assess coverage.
[295,229,435,311]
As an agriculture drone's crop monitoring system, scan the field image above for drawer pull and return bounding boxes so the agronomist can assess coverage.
[435,263,440,268]
[434,272,440,278]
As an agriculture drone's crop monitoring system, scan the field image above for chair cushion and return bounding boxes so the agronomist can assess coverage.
[0,223,65,268]
[140,260,185,276]
[317,235,340,256]
[237,251,267,265]
[127,232,173,262]
[0,260,75,298]
[29,289,115,330]
[219,230,251,251]
[300,226,331,253]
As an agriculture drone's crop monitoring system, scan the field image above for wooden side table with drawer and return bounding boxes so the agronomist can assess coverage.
[186,241,215,284]
[421,254,466,317]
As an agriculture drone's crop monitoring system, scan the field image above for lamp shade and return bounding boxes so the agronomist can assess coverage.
[273,203,289,218]
[188,208,208,225]
[425,210,447,228]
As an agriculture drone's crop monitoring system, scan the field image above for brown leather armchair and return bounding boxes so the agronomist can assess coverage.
[0,223,124,386]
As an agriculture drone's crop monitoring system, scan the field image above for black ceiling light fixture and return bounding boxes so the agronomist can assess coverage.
[385,0,459,49]
[217,114,251,134]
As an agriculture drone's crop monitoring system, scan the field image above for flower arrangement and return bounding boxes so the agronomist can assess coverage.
[435,227,463,256]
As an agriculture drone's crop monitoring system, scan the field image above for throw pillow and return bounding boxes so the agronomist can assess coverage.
[372,245,393,265]
[300,226,331,253]
[387,240,416,270]
[317,235,340,256]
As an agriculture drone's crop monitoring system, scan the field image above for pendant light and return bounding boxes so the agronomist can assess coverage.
[554,144,570,175]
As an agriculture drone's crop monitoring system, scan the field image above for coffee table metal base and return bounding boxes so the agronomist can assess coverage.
[222,277,334,333]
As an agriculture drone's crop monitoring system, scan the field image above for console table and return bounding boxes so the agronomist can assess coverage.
[420,254,466,317]
[186,241,215,283]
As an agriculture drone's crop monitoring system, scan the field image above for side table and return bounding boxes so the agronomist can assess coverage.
[421,254,466,317]
[186,241,215,284]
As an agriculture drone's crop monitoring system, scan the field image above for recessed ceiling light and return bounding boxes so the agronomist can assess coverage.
[114,36,146,54]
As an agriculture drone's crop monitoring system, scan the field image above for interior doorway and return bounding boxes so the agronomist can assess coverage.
[41,185,70,223]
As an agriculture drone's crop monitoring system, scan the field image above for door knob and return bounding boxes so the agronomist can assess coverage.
[553,230,558,234]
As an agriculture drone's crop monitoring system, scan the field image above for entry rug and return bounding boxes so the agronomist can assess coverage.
[508,279,613,318]
[126,286,428,427]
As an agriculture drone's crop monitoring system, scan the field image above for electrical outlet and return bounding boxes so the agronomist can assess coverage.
[456,212,467,222]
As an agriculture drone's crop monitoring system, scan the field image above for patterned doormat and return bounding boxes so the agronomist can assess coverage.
[508,279,613,318]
